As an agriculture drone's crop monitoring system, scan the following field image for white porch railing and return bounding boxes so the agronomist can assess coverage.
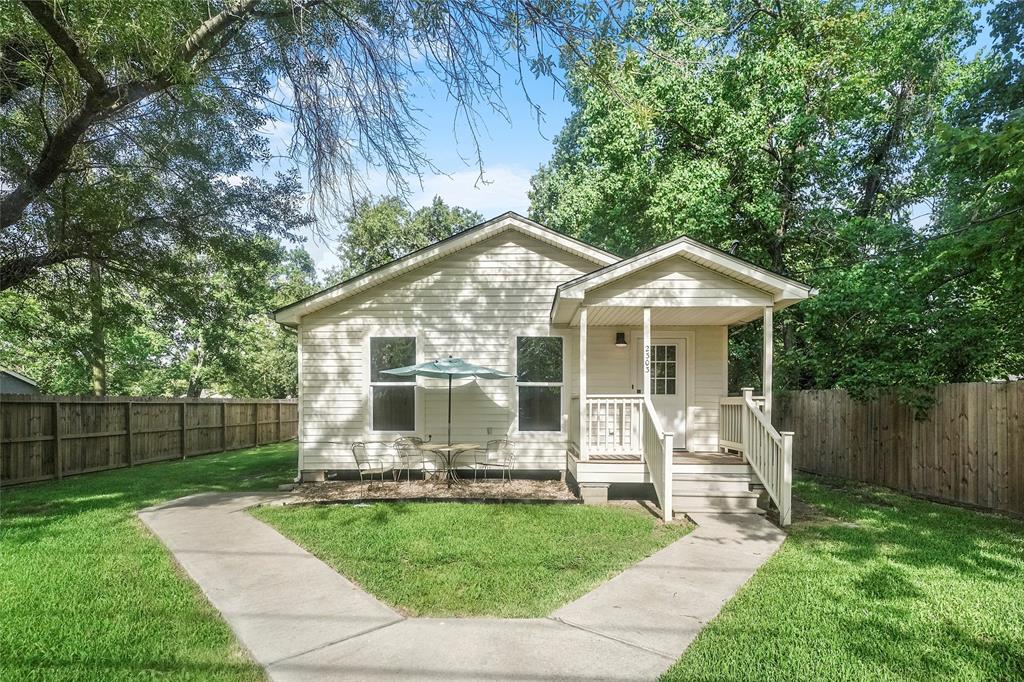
[641,396,673,521]
[721,388,793,526]
[569,395,580,455]
[584,395,643,458]
[719,397,744,450]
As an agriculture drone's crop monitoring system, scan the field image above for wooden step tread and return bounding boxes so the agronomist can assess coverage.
[672,490,760,499]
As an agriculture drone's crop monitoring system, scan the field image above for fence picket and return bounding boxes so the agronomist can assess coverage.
[776,382,1024,515]
[1,396,298,486]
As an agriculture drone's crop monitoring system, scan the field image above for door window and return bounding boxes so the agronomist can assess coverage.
[650,344,677,395]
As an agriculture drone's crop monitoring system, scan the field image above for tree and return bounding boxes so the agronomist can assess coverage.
[330,196,482,280]
[1,0,608,291]
[0,244,318,398]
[920,0,1024,377]
[529,0,999,398]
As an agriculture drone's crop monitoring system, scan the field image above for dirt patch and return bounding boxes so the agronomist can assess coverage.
[289,478,580,504]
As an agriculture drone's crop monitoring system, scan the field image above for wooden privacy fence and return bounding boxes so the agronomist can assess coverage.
[775,382,1024,515]
[1,395,298,486]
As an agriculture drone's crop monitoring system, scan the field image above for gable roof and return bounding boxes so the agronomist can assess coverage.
[274,212,618,326]
[551,234,816,324]
[1,367,38,387]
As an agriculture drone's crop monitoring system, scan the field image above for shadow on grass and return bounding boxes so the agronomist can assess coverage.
[1,442,297,681]
[664,475,1024,681]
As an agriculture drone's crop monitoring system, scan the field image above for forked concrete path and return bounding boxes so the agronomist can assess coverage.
[138,493,785,681]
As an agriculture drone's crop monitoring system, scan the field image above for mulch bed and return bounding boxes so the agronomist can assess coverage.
[287,478,580,505]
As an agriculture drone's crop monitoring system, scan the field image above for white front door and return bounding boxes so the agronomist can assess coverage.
[632,333,687,447]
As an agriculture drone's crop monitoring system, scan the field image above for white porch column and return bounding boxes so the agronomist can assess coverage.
[579,306,588,461]
[643,307,652,398]
[763,304,773,422]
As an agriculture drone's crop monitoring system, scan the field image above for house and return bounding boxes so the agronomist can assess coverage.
[274,213,815,524]
[1,367,39,395]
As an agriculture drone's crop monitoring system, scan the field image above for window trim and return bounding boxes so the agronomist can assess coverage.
[366,332,420,436]
[513,332,567,434]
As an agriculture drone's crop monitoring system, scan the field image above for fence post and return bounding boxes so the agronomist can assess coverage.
[127,401,134,467]
[221,402,228,452]
[277,401,282,442]
[181,402,187,460]
[663,432,674,522]
[780,431,794,526]
[253,404,259,446]
[53,400,63,481]
[740,387,754,461]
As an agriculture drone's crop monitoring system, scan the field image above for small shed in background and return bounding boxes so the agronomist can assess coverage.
[1,368,40,395]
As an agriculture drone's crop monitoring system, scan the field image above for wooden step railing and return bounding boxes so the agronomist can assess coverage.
[722,388,793,526]
[569,395,580,456]
[641,396,673,521]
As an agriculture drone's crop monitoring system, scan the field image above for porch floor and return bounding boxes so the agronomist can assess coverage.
[573,451,744,466]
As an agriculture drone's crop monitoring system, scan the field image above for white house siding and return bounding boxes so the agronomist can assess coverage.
[298,230,604,472]
[586,256,773,308]
[582,325,727,451]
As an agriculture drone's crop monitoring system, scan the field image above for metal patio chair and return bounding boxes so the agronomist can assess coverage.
[393,436,433,481]
[351,441,397,485]
[468,438,516,482]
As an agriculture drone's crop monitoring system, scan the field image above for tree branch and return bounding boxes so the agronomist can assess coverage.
[1,0,263,229]
[20,0,107,92]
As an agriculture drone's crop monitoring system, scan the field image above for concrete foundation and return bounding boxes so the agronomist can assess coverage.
[580,483,610,505]
[299,469,325,483]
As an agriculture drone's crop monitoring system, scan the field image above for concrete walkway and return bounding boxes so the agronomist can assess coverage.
[139,493,785,681]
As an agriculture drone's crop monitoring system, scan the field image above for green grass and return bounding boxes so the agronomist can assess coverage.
[664,476,1024,681]
[0,443,296,681]
[9,449,1020,681]
[252,501,691,617]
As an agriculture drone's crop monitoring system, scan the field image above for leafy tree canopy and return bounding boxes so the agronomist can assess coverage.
[0,0,601,396]
[0,245,318,397]
[529,0,1021,403]
[1,0,609,291]
[328,196,482,281]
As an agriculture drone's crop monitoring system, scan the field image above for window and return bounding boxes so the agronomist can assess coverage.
[650,344,677,395]
[516,336,562,432]
[370,337,416,431]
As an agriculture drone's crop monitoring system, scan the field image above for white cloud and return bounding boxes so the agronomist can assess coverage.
[257,118,294,160]
[410,165,533,216]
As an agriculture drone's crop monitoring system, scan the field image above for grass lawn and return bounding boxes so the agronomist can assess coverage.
[665,476,1024,681]
[251,501,691,617]
[0,442,296,681]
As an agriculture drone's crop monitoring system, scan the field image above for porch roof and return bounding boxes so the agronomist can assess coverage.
[550,234,816,326]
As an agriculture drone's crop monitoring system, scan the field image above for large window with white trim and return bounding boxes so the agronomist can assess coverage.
[370,336,416,432]
[516,336,562,432]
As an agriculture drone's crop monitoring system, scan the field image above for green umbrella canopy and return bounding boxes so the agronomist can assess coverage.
[381,357,514,380]
[382,357,513,449]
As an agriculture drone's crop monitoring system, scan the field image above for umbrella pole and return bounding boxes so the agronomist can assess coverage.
[447,374,453,485]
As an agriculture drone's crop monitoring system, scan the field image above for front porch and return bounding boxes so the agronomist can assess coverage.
[552,240,807,524]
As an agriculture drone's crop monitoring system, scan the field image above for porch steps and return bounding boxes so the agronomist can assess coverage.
[671,463,763,515]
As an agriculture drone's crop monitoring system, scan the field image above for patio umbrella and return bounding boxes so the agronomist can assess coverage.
[382,356,513,448]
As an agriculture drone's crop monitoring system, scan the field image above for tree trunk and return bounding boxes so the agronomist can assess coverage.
[855,81,913,219]
[186,349,205,398]
[88,260,107,395]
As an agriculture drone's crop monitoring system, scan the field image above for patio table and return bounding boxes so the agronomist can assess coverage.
[419,442,481,482]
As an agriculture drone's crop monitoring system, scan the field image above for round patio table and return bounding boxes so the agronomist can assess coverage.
[419,442,480,483]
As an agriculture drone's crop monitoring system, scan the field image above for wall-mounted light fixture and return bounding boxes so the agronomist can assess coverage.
[615,332,627,347]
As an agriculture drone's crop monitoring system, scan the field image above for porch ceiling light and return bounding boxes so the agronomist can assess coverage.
[615,332,627,347]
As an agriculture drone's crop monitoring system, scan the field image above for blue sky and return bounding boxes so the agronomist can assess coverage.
[255,64,573,273]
